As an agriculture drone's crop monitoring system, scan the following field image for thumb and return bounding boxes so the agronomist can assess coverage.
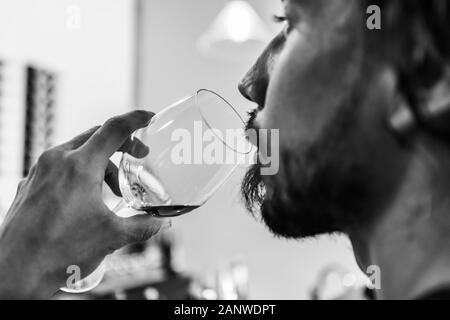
[116,214,172,245]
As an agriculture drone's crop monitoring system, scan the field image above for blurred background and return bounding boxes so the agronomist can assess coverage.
[0,0,367,300]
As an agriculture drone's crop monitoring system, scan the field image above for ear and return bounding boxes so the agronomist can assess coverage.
[389,69,450,137]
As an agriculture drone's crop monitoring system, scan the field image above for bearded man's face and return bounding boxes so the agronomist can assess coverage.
[239,0,410,238]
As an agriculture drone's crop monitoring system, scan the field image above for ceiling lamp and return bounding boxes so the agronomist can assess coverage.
[197,1,272,60]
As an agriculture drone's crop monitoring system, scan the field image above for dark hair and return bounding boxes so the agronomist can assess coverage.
[365,0,450,140]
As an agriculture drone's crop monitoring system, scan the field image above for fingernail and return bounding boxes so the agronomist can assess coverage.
[135,110,153,124]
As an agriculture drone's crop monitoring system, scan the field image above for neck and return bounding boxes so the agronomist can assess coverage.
[350,150,450,300]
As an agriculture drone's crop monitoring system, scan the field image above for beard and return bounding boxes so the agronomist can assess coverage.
[242,85,378,239]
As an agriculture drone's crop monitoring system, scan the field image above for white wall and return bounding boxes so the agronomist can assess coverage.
[0,0,136,211]
[138,0,364,299]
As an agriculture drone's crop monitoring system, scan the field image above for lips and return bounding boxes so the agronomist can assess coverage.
[245,109,275,169]
[245,108,259,131]
[245,108,260,149]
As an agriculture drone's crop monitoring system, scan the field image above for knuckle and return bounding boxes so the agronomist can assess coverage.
[132,223,159,244]
[109,217,130,247]
[139,227,154,243]
[63,154,80,170]
[37,149,62,167]
[63,153,90,178]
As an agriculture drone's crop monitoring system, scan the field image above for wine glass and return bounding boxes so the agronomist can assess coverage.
[61,89,252,293]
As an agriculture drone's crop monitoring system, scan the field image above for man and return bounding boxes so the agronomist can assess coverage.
[1,0,449,299]
[239,0,450,299]
[0,111,171,298]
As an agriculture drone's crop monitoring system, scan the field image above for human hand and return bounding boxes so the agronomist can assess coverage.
[0,110,171,299]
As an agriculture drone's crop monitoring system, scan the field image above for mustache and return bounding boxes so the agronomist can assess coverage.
[245,109,259,131]
[245,108,262,152]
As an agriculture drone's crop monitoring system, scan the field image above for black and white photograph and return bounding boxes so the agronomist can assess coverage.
[0,0,449,308]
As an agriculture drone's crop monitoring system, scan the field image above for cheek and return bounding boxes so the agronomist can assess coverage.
[261,28,363,147]
[259,32,313,147]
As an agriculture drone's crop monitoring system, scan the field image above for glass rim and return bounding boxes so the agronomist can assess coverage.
[195,88,252,155]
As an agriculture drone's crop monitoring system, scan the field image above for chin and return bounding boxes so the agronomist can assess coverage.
[242,143,375,240]
[259,178,345,239]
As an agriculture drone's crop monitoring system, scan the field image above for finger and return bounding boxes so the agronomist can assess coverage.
[115,215,172,245]
[118,136,149,158]
[80,110,154,167]
[55,126,101,151]
[104,137,149,196]
[104,161,121,197]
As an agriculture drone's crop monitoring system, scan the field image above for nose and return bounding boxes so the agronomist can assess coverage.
[238,69,258,103]
[238,46,273,108]
[238,78,254,102]
[238,67,269,108]
[238,31,286,108]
